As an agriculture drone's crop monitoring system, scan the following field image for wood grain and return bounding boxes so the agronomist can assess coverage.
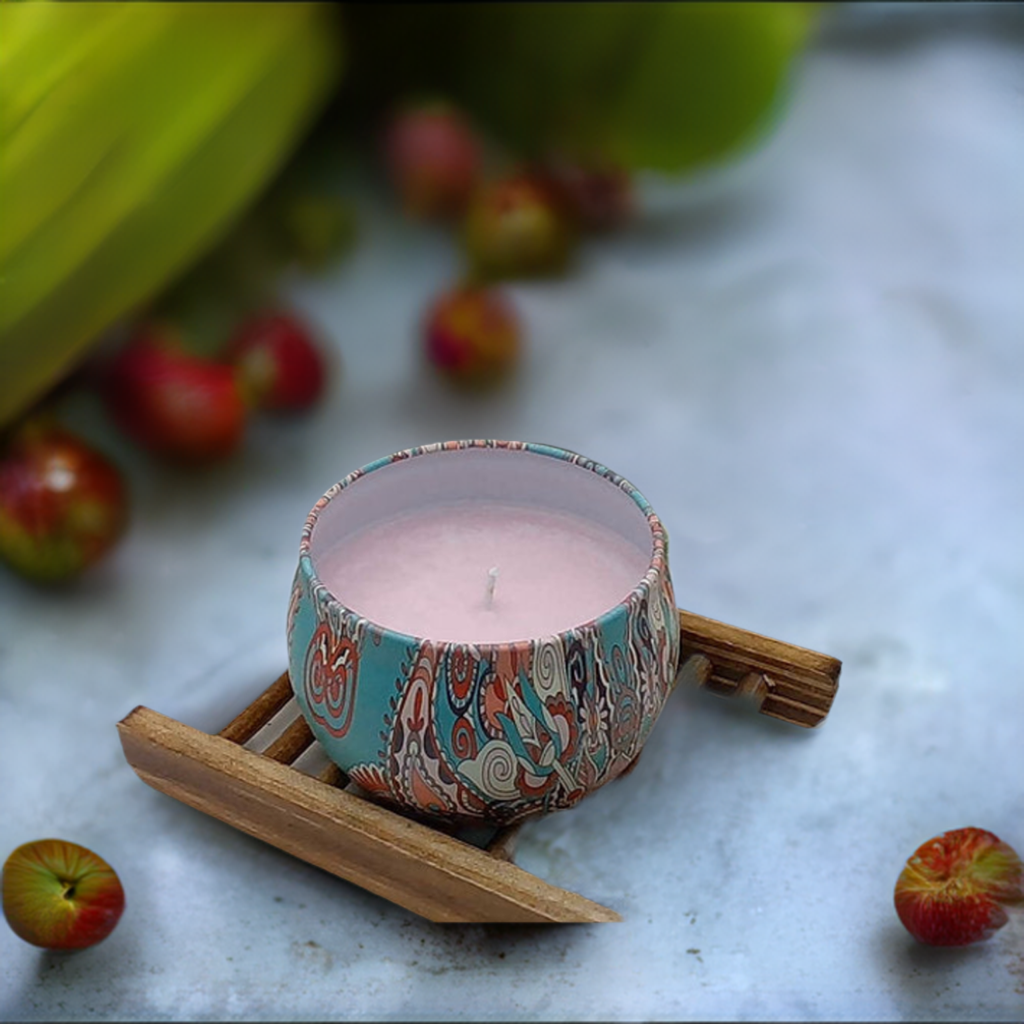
[317,762,346,787]
[218,672,293,743]
[263,715,315,764]
[117,706,620,924]
[486,823,524,863]
[116,613,840,924]
[678,610,840,727]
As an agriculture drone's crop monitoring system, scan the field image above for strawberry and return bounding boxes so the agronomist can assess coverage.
[0,422,128,583]
[101,327,246,463]
[423,286,521,389]
[894,827,1023,946]
[227,311,326,413]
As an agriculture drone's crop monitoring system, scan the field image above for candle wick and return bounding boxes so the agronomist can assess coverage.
[485,566,499,609]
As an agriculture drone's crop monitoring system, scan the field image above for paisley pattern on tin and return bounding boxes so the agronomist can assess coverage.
[444,644,481,715]
[386,644,487,819]
[303,613,364,739]
[293,591,681,824]
[346,762,391,798]
[286,569,304,650]
[291,439,681,826]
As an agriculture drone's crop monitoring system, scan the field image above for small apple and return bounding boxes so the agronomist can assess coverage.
[0,422,128,583]
[2,839,125,950]
[535,157,633,234]
[384,101,481,219]
[423,286,521,389]
[227,311,327,413]
[101,327,246,464]
[275,191,357,273]
[462,174,573,283]
[894,827,1023,946]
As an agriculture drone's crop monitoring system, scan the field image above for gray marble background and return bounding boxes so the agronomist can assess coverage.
[2,4,1023,1020]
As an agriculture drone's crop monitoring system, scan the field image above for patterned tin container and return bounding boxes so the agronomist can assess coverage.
[287,440,680,826]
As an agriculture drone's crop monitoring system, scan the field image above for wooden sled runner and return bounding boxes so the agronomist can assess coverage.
[117,610,840,923]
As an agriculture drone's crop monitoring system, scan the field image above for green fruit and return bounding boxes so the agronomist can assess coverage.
[596,3,817,172]
[455,3,816,171]
[345,3,816,174]
[0,2,342,428]
[274,191,358,273]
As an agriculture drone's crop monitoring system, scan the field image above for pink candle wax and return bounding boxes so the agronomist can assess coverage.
[317,502,650,643]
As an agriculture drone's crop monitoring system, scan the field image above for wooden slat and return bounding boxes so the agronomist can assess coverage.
[486,823,524,863]
[679,610,840,727]
[317,762,346,787]
[117,707,620,924]
[218,673,293,744]
[263,716,315,764]
[119,609,841,925]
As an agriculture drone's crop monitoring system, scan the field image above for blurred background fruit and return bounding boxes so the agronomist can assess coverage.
[423,286,521,389]
[228,310,328,414]
[384,101,482,220]
[0,422,128,583]
[100,329,247,465]
[534,157,633,234]
[0,2,341,428]
[0,1,816,430]
[273,190,358,275]
[342,3,815,170]
[463,175,573,283]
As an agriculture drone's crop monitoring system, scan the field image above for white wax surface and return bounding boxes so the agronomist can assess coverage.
[316,501,650,642]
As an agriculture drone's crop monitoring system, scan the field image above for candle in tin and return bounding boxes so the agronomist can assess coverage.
[288,440,679,825]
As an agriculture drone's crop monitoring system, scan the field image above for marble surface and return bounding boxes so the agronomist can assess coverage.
[2,5,1023,1020]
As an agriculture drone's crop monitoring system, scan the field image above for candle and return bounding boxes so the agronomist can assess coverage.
[316,502,650,643]
[288,440,680,825]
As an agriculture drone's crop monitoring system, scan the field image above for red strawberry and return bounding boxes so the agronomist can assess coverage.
[463,174,573,282]
[423,286,521,389]
[227,311,326,413]
[0,422,128,583]
[894,827,1023,946]
[384,101,480,220]
[102,327,246,463]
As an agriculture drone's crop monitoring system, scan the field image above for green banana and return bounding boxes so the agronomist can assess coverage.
[0,2,342,428]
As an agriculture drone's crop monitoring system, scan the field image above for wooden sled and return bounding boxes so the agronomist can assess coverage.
[117,610,840,923]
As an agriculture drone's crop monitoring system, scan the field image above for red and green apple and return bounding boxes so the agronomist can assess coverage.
[2,839,125,950]
[423,286,521,389]
[0,423,128,583]
[227,310,327,414]
[894,827,1023,946]
[462,173,573,282]
[101,326,247,464]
